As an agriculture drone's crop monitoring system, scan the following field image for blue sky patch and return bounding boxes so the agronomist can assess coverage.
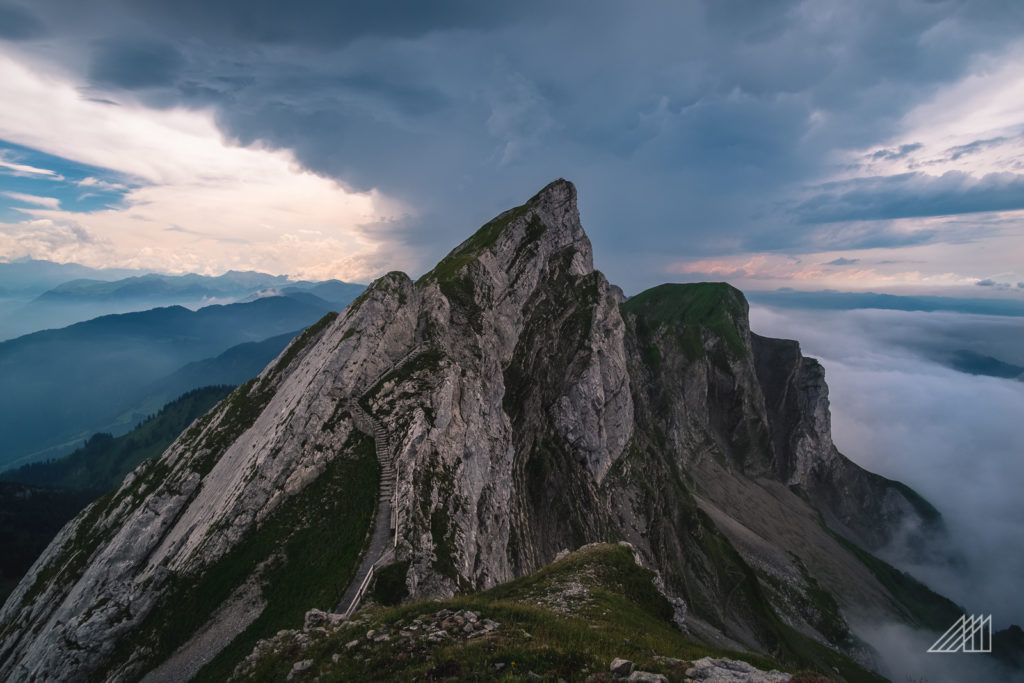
[0,140,134,221]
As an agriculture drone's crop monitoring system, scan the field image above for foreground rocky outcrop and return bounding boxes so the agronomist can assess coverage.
[0,180,952,681]
[229,544,826,682]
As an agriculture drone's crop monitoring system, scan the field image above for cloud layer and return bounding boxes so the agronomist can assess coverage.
[0,1,1023,290]
[0,55,407,279]
[750,305,1024,627]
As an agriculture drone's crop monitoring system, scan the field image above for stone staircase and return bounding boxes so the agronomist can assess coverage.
[333,346,425,618]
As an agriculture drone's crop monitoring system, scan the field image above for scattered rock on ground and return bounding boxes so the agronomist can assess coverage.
[233,607,502,679]
[626,672,667,682]
[610,657,634,676]
[685,657,791,682]
[286,659,313,680]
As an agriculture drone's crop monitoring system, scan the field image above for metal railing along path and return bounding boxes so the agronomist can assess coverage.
[334,345,427,619]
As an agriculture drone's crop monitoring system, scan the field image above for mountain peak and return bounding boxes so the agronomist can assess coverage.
[420,179,591,292]
[527,177,577,214]
[525,177,582,244]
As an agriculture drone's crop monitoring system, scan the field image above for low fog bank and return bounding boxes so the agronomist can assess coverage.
[852,618,1022,682]
[750,306,1024,628]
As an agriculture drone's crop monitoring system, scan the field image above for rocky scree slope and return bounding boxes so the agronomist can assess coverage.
[0,180,953,681]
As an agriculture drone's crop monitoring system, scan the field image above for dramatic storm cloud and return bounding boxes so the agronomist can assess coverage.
[750,304,1024,628]
[0,0,1023,291]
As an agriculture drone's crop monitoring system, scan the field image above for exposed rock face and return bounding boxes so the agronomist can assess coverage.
[0,180,947,681]
[752,333,943,551]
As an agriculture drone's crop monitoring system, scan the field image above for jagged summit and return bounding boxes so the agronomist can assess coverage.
[531,176,576,199]
[0,181,956,682]
[525,176,579,224]
[419,177,592,300]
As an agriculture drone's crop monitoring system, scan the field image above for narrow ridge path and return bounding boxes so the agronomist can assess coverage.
[334,346,424,617]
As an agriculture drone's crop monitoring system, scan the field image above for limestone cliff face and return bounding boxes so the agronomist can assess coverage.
[0,180,949,681]
[752,333,943,552]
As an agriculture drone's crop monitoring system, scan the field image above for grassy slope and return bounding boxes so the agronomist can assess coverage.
[94,431,378,682]
[828,530,962,632]
[417,205,529,287]
[236,544,884,682]
[621,282,749,360]
[194,433,378,681]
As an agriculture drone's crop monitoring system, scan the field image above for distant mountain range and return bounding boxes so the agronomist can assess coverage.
[0,292,356,469]
[146,331,299,402]
[0,261,365,340]
[35,272,290,302]
[0,259,144,299]
[32,271,364,306]
[749,288,1024,317]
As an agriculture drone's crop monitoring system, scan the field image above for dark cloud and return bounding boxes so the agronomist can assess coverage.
[4,1,1024,289]
[127,0,537,46]
[975,278,1013,290]
[947,135,1012,160]
[747,217,945,252]
[796,171,1024,223]
[824,257,859,266]
[88,40,185,89]
[0,3,44,40]
[868,142,922,160]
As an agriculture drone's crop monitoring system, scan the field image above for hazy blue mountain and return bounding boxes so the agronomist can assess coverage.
[0,260,148,339]
[33,271,291,304]
[0,294,335,469]
[3,385,233,493]
[283,280,366,308]
[0,386,233,603]
[138,332,297,411]
[0,259,143,298]
[749,289,1024,317]
[946,349,1024,380]
[0,263,366,340]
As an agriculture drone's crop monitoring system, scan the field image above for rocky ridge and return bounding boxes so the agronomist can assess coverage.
[0,180,952,681]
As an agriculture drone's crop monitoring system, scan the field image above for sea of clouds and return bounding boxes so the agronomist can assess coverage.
[750,305,1024,681]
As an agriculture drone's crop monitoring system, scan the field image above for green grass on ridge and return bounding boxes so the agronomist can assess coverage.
[235,544,884,682]
[622,283,748,358]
